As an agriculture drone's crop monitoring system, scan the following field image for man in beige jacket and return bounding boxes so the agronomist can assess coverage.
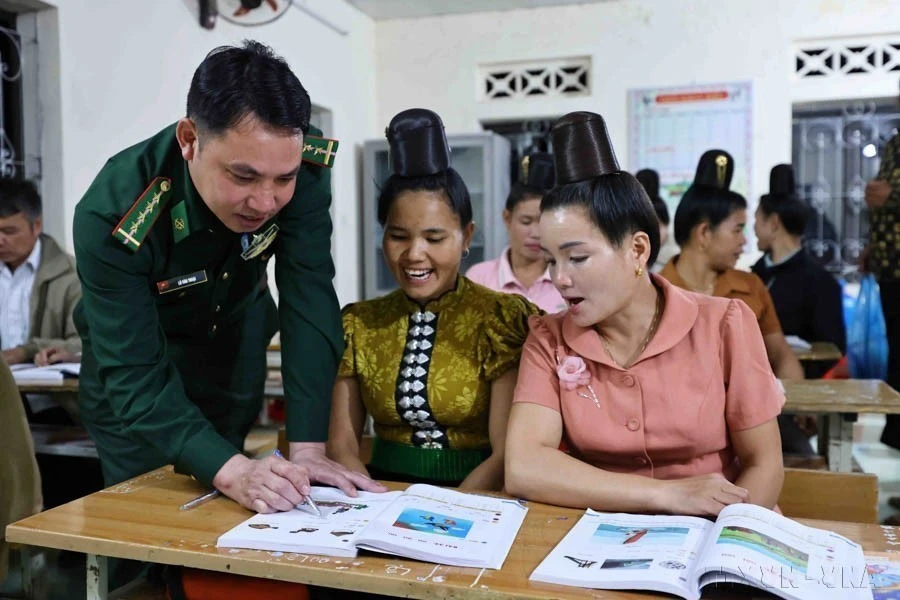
[0,179,81,365]
[0,355,42,582]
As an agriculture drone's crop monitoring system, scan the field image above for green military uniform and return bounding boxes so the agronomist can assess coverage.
[73,123,342,487]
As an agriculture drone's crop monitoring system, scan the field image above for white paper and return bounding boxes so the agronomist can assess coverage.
[354,484,527,569]
[12,362,80,382]
[216,488,401,557]
[786,335,813,350]
[530,510,713,599]
[694,504,872,600]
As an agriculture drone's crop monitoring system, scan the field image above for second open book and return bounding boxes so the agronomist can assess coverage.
[217,484,527,569]
[531,503,873,600]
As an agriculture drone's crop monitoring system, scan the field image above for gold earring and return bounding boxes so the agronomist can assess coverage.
[635,266,644,277]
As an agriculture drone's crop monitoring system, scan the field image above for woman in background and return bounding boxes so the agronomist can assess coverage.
[752,164,845,377]
[659,152,810,455]
[467,153,566,313]
[635,168,677,272]
[327,109,539,491]
[505,112,783,517]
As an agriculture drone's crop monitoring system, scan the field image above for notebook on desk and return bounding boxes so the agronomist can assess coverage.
[12,362,80,383]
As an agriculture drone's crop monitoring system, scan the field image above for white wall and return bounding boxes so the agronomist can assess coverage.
[374,0,900,231]
[36,0,375,304]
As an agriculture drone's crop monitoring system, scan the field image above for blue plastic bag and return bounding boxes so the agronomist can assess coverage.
[846,274,889,380]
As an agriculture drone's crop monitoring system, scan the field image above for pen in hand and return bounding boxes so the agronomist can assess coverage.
[272,448,322,517]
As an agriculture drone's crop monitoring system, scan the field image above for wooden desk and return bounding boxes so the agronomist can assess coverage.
[6,467,898,600]
[17,379,80,394]
[784,379,900,472]
[793,342,842,362]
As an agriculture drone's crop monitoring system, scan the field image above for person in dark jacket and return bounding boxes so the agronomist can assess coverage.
[752,164,846,380]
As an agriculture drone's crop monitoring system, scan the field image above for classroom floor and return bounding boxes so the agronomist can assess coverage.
[4,419,900,599]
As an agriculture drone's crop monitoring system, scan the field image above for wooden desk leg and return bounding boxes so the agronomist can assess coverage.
[86,554,108,600]
[826,413,855,473]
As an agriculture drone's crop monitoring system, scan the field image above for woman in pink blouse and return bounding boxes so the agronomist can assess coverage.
[505,112,784,517]
[467,153,567,313]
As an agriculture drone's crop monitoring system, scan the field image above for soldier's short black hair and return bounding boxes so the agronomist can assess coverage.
[0,178,41,224]
[187,40,310,137]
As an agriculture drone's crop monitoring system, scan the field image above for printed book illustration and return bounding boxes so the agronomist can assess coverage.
[530,503,872,600]
[216,484,527,569]
[866,553,900,600]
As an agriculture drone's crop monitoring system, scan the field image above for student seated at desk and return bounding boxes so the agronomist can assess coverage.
[505,112,784,517]
[327,109,539,491]
[466,152,567,313]
[752,164,846,378]
[658,150,812,455]
[0,179,82,367]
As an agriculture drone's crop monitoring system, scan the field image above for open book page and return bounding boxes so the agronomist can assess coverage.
[12,362,80,382]
[694,503,872,600]
[354,484,527,569]
[785,335,812,350]
[529,510,714,600]
[216,487,402,557]
[865,552,900,600]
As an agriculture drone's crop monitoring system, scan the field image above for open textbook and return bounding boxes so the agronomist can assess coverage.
[531,503,872,600]
[217,484,527,569]
[11,362,80,383]
[865,553,900,600]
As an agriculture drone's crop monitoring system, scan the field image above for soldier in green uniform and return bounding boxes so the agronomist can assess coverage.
[73,40,383,515]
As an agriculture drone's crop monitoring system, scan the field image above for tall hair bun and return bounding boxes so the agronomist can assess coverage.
[692,149,734,190]
[768,164,796,197]
[385,108,451,177]
[550,111,620,185]
[521,152,556,190]
[635,168,661,201]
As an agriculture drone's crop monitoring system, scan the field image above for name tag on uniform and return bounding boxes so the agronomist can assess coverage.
[156,270,208,294]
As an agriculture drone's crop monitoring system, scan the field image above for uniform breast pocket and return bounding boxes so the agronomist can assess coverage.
[153,270,212,333]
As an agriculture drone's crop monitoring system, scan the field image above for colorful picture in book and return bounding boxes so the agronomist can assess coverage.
[599,558,653,570]
[592,524,690,547]
[392,509,473,539]
[716,526,809,573]
[316,501,370,516]
[867,561,900,599]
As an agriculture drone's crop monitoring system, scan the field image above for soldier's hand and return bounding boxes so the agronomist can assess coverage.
[213,453,313,514]
[290,442,388,496]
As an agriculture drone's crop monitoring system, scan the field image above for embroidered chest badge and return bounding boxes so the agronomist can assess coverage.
[240,224,279,261]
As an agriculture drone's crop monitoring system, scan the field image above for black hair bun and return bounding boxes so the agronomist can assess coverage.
[385,108,451,177]
[635,168,661,201]
[550,111,620,185]
[521,152,556,190]
[692,149,734,190]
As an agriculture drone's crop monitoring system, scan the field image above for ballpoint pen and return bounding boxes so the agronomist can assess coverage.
[179,488,221,511]
[273,448,323,517]
[179,451,322,516]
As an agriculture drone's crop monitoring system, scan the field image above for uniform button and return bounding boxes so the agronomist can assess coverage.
[210,324,217,334]
[215,305,222,313]
[222,272,230,280]
[178,291,186,298]
[626,418,641,431]
[622,375,635,387]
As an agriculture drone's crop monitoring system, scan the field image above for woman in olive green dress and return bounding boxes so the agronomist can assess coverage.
[326,109,539,490]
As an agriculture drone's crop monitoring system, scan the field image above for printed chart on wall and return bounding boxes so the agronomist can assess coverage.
[628,81,754,217]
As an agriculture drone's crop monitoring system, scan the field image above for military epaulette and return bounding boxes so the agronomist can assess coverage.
[112,177,173,251]
[302,135,339,168]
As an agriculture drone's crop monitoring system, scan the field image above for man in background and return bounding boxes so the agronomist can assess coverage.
[0,179,81,366]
